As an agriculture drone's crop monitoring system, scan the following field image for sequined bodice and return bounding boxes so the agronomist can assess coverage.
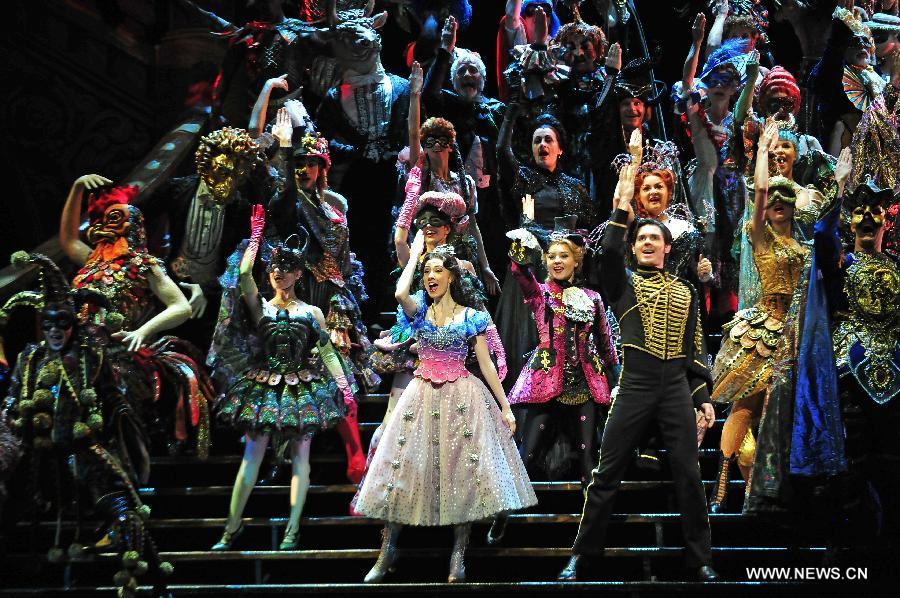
[752,224,807,310]
[414,321,473,384]
[258,300,316,368]
[404,292,489,384]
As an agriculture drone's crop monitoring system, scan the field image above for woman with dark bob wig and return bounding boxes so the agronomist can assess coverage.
[494,104,599,385]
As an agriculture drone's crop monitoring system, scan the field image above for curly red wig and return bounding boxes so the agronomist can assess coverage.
[633,170,674,218]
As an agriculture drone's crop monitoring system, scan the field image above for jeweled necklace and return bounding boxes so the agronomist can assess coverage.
[429,298,458,327]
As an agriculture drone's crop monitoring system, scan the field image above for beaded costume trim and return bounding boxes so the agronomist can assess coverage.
[628,272,691,360]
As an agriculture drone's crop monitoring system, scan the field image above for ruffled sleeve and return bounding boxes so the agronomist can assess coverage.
[396,289,428,332]
[460,308,490,339]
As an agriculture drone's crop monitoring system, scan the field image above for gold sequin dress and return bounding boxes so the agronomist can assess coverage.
[712,223,807,404]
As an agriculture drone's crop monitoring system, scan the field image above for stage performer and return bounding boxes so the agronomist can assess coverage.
[356,191,507,513]
[809,1,884,155]
[558,162,718,582]
[708,120,811,511]
[355,233,535,583]
[315,5,411,314]
[395,61,499,294]
[271,118,377,481]
[211,207,356,551]
[59,176,214,457]
[423,16,508,274]
[494,102,598,385]
[497,1,562,101]
[0,252,173,598]
[816,178,899,553]
[142,126,268,342]
[486,211,619,545]
[677,12,749,314]
[605,129,711,284]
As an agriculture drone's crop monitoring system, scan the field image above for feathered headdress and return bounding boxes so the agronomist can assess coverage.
[87,185,139,224]
[699,38,751,86]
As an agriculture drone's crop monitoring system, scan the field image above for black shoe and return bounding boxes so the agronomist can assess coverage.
[696,565,721,581]
[486,515,508,545]
[258,463,288,486]
[558,554,600,581]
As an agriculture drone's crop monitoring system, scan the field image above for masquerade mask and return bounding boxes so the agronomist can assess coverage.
[765,191,797,208]
[41,307,75,332]
[266,233,308,273]
[267,252,304,274]
[415,215,451,229]
[41,306,75,351]
[86,205,130,245]
[423,135,452,150]
[851,204,886,231]
[707,67,739,88]
[766,96,796,115]
[202,153,249,205]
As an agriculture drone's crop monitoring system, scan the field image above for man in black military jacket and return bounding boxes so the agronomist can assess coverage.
[559,164,719,582]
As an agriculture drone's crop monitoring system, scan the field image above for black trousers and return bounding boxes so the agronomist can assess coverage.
[519,400,605,486]
[572,350,712,567]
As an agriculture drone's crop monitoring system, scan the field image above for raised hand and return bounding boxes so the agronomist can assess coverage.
[266,73,289,92]
[240,204,266,277]
[835,147,853,186]
[697,254,713,282]
[522,194,535,220]
[533,6,549,46]
[628,127,643,164]
[441,15,457,52]
[692,13,707,44]
[616,163,637,210]
[409,61,424,95]
[760,117,779,152]
[410,229,426,257]
[272,107,293,147]
[74,174,113,190]
[249,204,266,243]
[605,42,622,71]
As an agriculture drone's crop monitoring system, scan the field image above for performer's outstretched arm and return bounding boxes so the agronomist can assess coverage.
[600,164,636,305]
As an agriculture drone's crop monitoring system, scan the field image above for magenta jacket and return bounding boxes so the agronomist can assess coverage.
[507,262,618,405]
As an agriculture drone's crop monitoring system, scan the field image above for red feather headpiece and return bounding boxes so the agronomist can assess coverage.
[87,185,139,223]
